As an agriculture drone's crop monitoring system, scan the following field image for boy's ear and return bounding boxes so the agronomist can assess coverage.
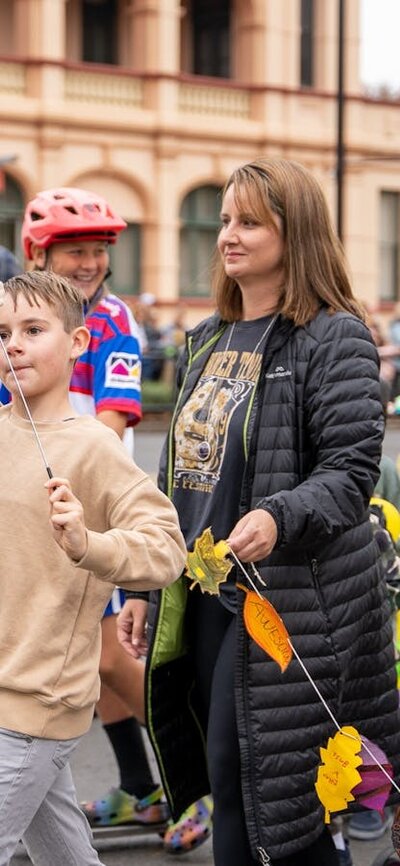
[70,326,90,360]
[30,244,47,269]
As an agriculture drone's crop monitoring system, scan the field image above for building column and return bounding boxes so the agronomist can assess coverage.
[142,147,180,302]
[14,0,66,59]
[128,0,180,72]
[235,0,299,88]
[14,0,67,99]
[128,0,181,117]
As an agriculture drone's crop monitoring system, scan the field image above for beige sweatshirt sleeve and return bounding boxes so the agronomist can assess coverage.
[73,475,187,591]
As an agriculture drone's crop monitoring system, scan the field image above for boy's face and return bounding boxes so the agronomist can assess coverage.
[31,240,110,301]
[0,293,89,406]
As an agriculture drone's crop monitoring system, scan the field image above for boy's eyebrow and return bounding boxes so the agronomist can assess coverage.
[0,315,51,327]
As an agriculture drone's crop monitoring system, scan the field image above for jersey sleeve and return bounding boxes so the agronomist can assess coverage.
[93,331,142,425]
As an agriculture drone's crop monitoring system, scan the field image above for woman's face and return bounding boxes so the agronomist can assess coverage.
[218,184,285,291]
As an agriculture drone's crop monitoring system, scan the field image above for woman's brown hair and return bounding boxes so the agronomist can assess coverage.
[213,158,365,326]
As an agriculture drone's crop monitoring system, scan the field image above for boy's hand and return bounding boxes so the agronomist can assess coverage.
[117,599,148,659]
[45,477,88,562]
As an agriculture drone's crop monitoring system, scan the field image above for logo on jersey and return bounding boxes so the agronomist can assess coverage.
[102,297,123,319]
[105,352,141,389]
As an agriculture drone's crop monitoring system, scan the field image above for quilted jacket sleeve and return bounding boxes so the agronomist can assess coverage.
[257,314,384,547]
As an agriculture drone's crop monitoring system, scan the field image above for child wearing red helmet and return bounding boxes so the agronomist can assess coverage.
[15,187,170,831]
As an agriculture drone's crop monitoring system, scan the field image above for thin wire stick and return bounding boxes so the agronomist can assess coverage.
[0,336,53,478]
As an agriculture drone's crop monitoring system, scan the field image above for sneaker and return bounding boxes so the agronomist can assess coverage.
[163,795,213,854]
[347,809,392,841]
[336,840,353,866]
[80,786,170,827]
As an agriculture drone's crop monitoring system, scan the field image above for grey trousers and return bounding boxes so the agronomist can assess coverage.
[0,727,106,866]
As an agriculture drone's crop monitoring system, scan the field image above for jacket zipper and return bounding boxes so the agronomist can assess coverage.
[309,556,326,614]
[144,588,175,810]
[241,636,273,861]
[240,331,276,863]
[257,847,271,864]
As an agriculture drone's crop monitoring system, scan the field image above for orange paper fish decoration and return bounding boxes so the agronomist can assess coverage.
[238,584,292,672]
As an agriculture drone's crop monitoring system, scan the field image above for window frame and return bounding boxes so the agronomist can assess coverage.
[379,190,400,303]
[82,0,118,65]
[108,221,141,297]
[179,185,221,299]
[187,0,231,79]
[0,175,24,263]
[300,0,314,88]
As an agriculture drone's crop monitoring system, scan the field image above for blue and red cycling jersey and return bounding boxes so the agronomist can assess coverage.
[69,292,142,425]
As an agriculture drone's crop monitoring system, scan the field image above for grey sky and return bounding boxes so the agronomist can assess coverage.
[360,0,400,89]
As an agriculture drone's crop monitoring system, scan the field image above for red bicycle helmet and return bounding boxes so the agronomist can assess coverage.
[22,187,127,258]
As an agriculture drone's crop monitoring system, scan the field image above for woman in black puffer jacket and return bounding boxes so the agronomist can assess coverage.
[121,159,400,866]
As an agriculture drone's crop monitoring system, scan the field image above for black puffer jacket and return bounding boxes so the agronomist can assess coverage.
[146,308,400,863]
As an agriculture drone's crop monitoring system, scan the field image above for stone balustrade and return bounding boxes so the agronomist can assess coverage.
[0,61,26,95]
[179,81,250,118]
[65,68,143,108]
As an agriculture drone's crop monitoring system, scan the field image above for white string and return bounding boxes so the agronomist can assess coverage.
[0,335,53,478]
[229,548,400,794]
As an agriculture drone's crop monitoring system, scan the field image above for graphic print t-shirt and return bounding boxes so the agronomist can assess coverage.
[172,315,274,609]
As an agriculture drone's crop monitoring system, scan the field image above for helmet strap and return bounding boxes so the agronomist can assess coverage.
[83,281,106,317]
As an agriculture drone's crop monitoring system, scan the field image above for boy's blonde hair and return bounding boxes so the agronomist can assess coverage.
[4,271,84,332]
[213,158,365,326]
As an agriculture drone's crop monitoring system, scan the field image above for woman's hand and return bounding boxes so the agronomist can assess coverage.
[117,599,149,659]
[45,477,88,561]
[227,509,278,562]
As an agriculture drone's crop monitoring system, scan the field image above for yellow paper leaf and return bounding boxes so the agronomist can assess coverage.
[185,528,233,595]
[214,540,231,559]
[239,585,292,672]
[315,726,362,823]
[370,496,400,544]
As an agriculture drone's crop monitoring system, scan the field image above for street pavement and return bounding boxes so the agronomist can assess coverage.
[11,420,400,866]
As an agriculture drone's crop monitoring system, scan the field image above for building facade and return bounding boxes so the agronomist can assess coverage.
[0,0,400,325]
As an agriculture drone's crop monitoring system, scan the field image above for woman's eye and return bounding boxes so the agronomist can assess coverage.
[28,327,42,335]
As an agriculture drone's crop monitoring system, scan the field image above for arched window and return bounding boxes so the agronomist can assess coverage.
[179,185,221,298]
[181,0,231,78]
[0,175,24,262]
[109,223,141,296]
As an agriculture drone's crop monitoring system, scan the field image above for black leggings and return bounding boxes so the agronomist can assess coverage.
[187,592,340,866]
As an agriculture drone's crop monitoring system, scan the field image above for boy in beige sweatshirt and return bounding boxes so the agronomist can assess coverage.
[0,271,186,866]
